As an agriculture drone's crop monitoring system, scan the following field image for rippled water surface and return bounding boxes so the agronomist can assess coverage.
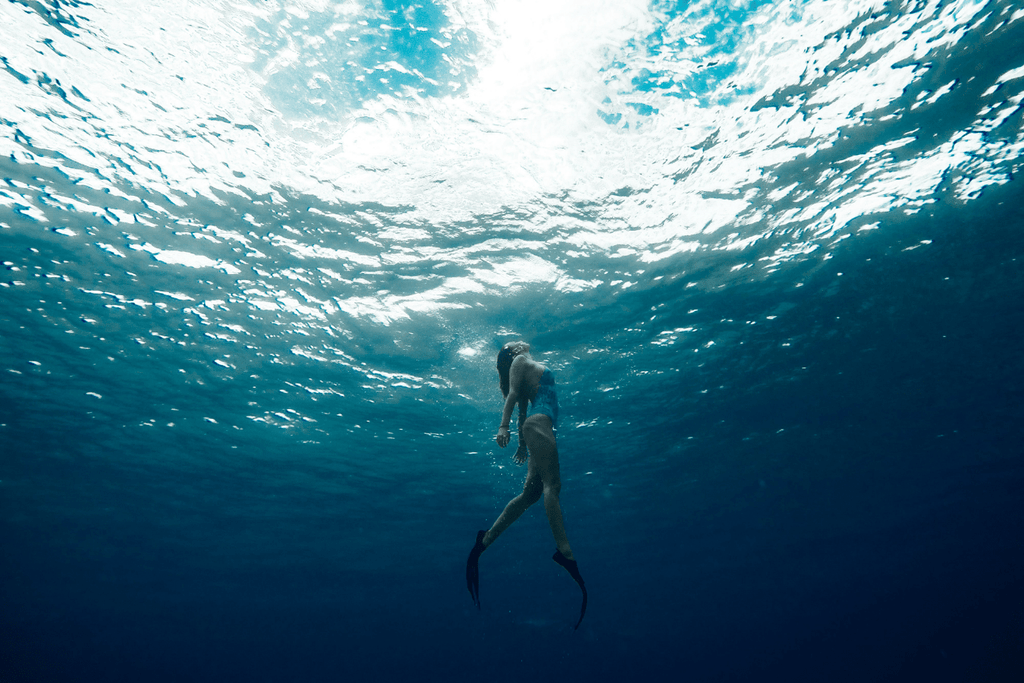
[3,1,1024,681]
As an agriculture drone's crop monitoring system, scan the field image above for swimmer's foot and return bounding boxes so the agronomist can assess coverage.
[552,549,587,631]
[466,530,486,609]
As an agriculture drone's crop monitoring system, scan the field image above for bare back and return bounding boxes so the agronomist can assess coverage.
[509,354,545,405]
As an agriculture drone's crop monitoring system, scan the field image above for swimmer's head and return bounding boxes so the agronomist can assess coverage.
[497,341,530,398]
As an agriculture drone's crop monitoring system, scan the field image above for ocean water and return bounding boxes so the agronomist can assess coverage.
[2,0,1023,680]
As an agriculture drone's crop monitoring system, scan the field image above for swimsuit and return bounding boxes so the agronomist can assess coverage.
[527,369,559,428]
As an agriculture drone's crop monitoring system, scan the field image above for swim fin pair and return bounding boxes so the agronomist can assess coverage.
[466,532,587,631]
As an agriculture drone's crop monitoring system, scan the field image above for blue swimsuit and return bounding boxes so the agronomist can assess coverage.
[527,369,559,428]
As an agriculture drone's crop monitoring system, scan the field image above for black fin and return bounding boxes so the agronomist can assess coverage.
[552,550,587,630]
[466,530,486,609]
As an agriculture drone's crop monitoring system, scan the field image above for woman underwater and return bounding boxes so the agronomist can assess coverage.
[466,341,587,630]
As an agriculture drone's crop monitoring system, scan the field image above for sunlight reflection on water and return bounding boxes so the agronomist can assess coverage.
[1,0,1023,439]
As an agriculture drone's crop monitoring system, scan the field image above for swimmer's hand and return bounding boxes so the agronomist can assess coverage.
[496,426,511,448]
[513,442,528,465]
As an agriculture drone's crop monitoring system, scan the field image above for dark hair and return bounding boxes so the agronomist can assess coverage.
[496,345,518,398]
[496,343,529,446]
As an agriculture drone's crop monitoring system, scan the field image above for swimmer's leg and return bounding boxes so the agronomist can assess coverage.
[553,550,588,631]
[522,415,573,559]
[483,467,543,547]
[467,468,542,608]
[542,480,572,559]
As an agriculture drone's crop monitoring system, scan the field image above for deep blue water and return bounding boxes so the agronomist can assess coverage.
[2,0,1023,681]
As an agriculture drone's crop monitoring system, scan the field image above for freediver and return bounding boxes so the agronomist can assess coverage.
[466,341,587,630]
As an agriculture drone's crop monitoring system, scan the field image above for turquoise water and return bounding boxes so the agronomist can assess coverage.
[2,0,1023,680]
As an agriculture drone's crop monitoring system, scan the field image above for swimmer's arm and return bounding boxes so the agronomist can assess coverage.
[496,357,526,447]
